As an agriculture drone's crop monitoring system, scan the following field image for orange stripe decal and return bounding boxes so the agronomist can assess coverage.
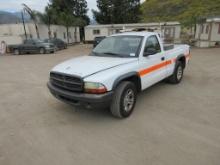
[138,54,190,77]
[139,60,172,77]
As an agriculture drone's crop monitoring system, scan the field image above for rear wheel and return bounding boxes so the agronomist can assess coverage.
[167,61,184,84]
[13,49,20,55]
[39,48,45,54]
[110,81,137,118]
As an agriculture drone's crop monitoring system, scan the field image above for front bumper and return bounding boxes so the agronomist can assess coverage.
[45,47,55,53]
[47,82,113,108]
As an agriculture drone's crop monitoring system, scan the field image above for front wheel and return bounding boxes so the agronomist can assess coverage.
[110,81,137,118]
[39,48,45,54]
[167,61,184,84]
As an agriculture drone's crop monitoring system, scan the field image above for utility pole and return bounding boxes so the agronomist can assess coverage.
[21,10,27,40]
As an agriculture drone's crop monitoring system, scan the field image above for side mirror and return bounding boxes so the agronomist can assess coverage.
[143,48,158,56]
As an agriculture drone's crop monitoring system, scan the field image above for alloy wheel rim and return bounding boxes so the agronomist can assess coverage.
[123,89,135,112]
[177,66,183,81]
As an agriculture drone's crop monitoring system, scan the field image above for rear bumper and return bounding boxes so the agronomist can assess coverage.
[47,82,113,108]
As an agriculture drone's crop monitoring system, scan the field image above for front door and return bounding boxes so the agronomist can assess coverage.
[24,40,35,53]
[138,35,167,90]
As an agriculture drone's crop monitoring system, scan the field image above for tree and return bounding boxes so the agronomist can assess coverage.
[49,0,89,25]
[92,0,113,24]
[122,0,142,23]
[58,11,78,43]
[71,0,90,25]
[22,3,40,38]
[37,5,55,38]
[48,0,89,41]
[141,0,220,36]
[93,0,141,24]
[177,0,220,36]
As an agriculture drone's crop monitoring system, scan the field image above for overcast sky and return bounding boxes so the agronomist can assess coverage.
[0,0,144,18]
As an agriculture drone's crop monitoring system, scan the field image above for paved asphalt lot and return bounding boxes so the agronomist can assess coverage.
[0,44,220,165]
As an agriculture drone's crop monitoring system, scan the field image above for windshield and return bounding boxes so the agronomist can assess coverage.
[92,35,143,57]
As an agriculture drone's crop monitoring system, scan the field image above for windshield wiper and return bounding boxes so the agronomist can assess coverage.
[102,52,120,56]
[92,51,126,58]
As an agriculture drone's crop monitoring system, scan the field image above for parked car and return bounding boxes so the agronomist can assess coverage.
[44,38,67,51]
[48,32,190,118]
[10,39,55,55]
[93,36,106,48]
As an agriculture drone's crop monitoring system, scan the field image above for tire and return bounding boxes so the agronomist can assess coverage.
[39,48,45,54]
[13,49,20,55]
[110,81,137,118]
[167,61,184,84]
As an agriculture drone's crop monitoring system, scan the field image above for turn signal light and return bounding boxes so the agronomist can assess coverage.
[84,82,107,94]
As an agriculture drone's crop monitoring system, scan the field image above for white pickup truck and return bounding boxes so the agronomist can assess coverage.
[48,32,190,118]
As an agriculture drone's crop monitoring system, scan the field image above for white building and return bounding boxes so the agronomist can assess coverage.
[0,23,80,46]
[195,17,220,47]
[85,22,181,43]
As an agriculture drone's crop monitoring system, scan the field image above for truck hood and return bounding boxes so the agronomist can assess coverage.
[52,55,138,78]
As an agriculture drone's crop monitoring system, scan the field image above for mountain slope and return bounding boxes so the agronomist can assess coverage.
[0,11,30,24]
[0,11,21,24]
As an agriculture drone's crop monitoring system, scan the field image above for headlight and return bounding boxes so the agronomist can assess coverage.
[45,45,50,48]
[84,82,107,94]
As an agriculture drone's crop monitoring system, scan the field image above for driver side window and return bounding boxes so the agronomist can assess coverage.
[144,35,161,54]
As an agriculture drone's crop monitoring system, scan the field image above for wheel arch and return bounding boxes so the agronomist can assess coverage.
[13,48,20,54]
[176,54,186,69]
[112,72,142,92]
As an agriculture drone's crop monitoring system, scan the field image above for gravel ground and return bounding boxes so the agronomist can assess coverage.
[0,44,220,165]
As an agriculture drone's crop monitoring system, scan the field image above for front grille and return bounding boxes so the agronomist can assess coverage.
[50,72,83,92]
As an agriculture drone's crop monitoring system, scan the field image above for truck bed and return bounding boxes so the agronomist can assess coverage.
[163,44,189,53]
[163,44,174,51]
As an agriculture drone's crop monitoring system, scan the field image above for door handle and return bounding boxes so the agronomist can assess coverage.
[161,57,165,61]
